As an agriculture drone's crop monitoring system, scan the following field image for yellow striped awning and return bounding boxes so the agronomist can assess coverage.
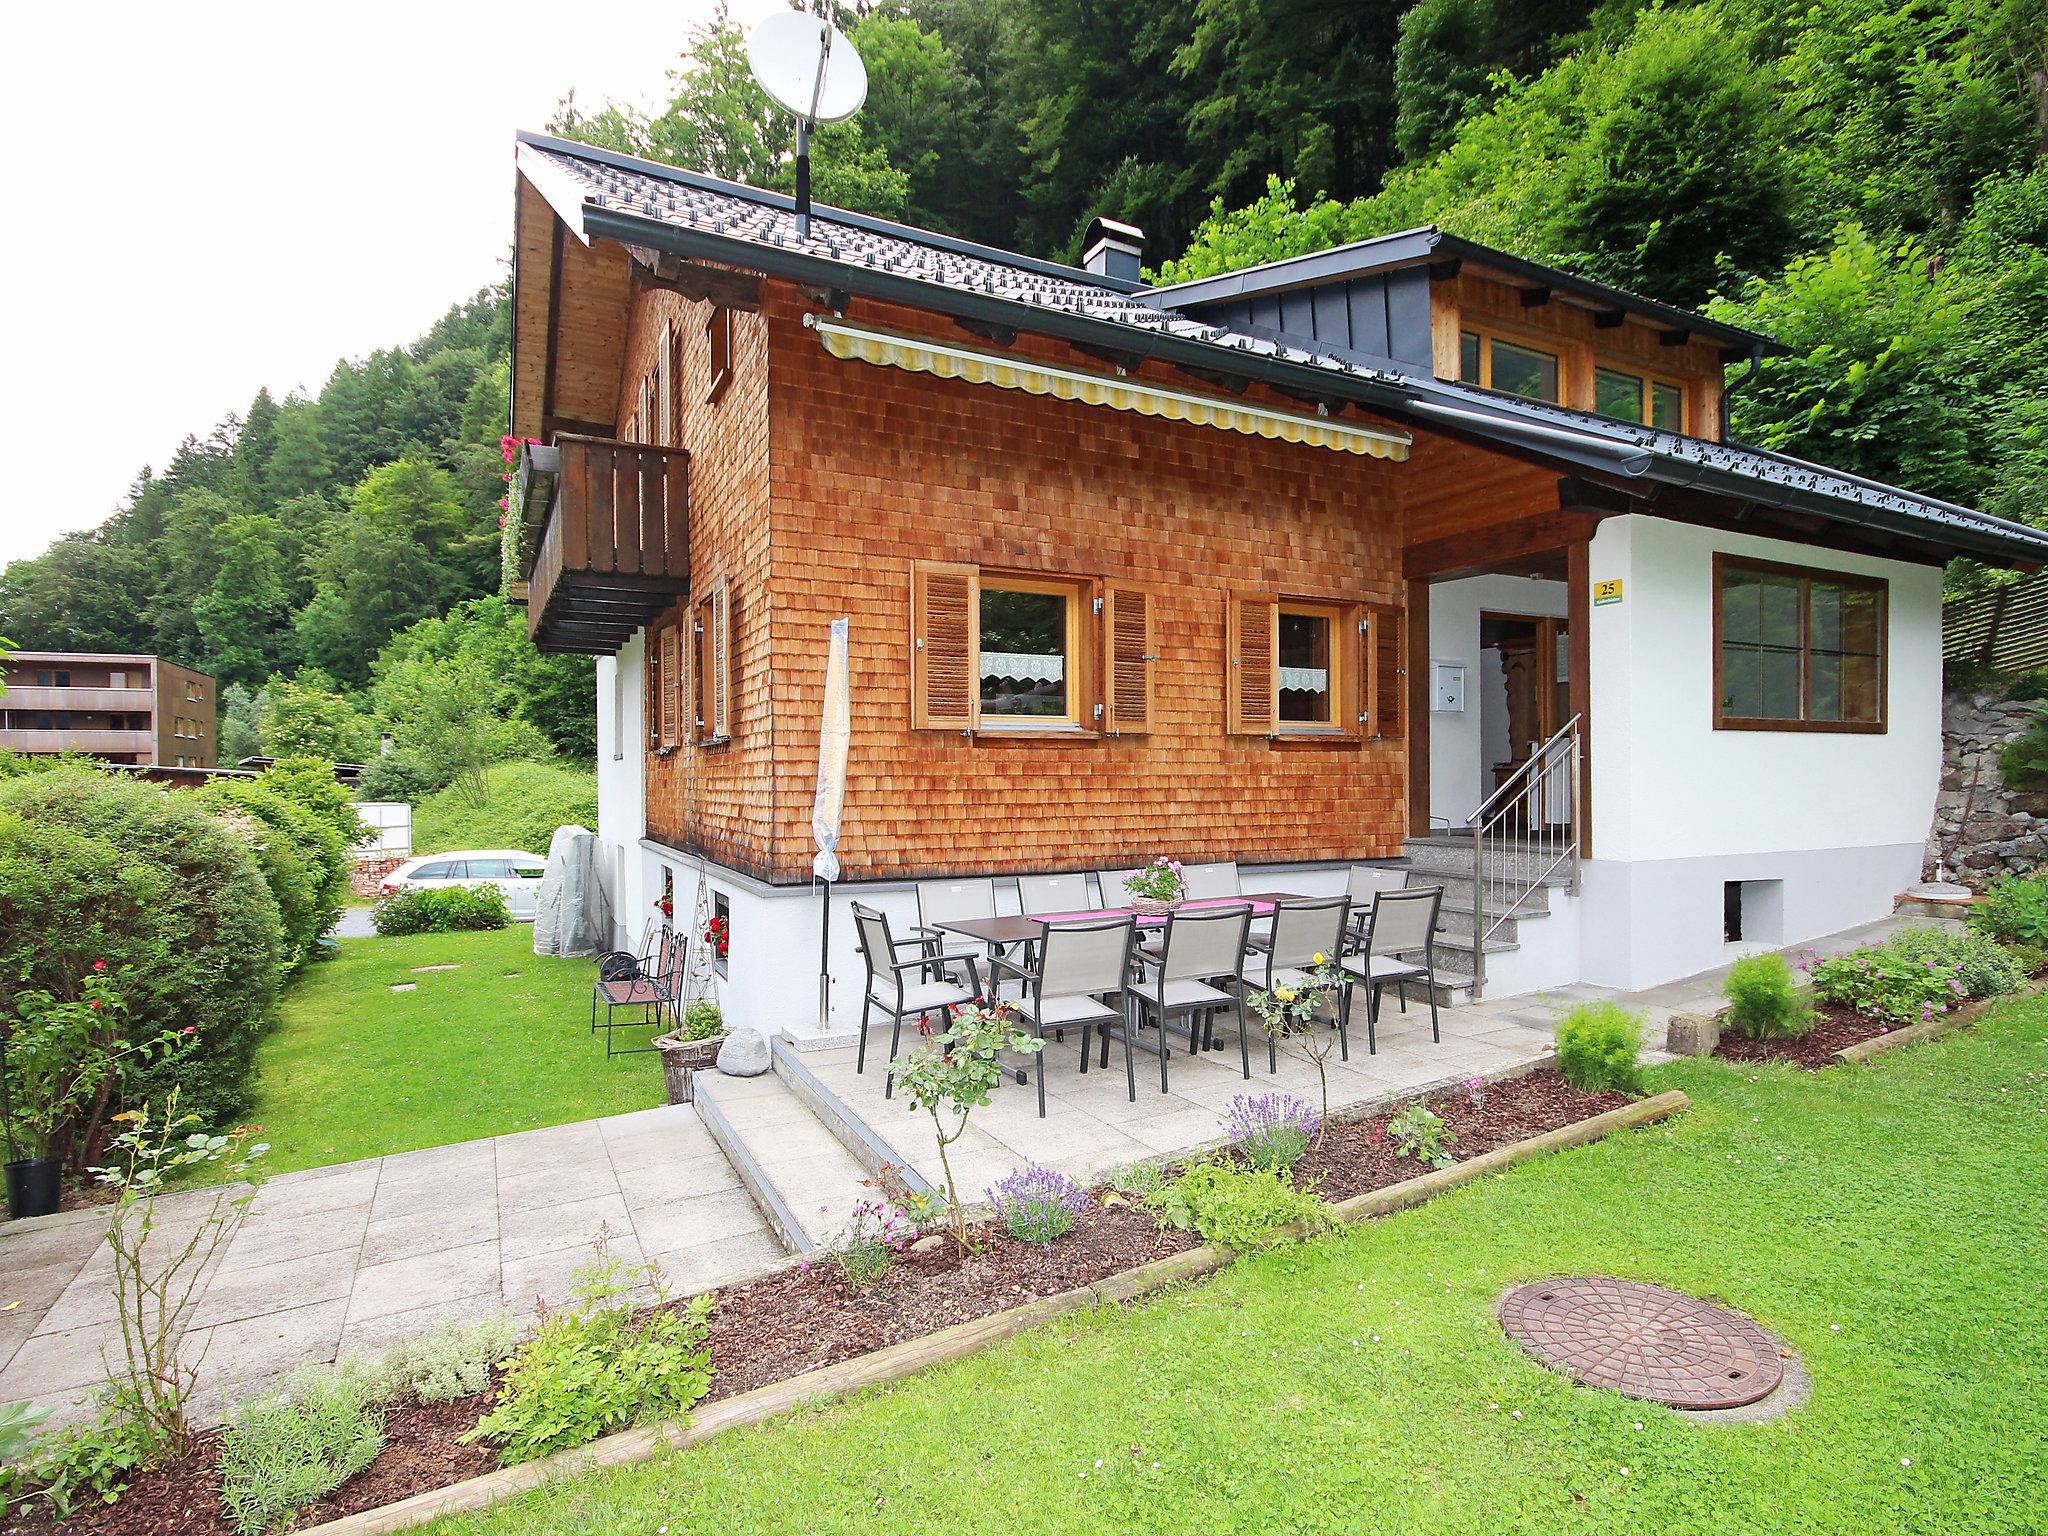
[804,315,1410,461]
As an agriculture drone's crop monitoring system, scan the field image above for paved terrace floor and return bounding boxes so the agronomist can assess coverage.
[0,1108,781,1430]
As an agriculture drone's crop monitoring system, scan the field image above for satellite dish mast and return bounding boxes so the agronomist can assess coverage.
[746,9,869,240]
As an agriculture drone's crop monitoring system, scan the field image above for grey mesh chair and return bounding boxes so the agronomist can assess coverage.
[1344,865,1412,946]
[1096,868,1144,907]
[851,902,986,1097]
[1336,886,1444,1054]
[1131,903,1255,1086]
[1182,861,1242,899]
[914,877,1002,986]
[1238,894,1352,1066]
[990,915,1136,1115]
[1015,872,1096,914]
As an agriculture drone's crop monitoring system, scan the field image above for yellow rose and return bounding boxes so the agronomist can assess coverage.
[1275,987,1297,1003]
[1312,952,1326,966]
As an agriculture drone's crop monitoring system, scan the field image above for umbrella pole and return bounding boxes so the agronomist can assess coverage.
[817,879,832,1032]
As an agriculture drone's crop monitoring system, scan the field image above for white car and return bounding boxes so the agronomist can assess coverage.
[380,849,549,920]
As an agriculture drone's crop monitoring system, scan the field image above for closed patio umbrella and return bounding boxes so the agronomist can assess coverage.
[812,617,851,1030]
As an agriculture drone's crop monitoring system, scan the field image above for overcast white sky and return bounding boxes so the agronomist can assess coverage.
[0,0,783,566]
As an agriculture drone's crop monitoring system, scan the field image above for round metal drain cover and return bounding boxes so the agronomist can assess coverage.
[1498,1277,1786,1410]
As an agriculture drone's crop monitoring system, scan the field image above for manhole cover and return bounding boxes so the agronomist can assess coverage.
[1498,1277,1786,1410]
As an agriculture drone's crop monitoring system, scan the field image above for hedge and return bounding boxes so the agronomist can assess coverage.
[202,778,351,974]
[0,770,281,1131]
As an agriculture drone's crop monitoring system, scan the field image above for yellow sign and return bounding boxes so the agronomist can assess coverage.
[1593,579,1624,606]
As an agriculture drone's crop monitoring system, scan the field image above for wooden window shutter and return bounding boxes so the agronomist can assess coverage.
[654,321,673,446]
[1226,595,1276,734]
[645,626,664,750]
[690,600,708,743]
[668,322,686,444]
[911,560,979,731]
[710,579,732,740]
[1364,602,1405,740]
[707,307,732,402]
[1103,584,1153,734]
[658,624,681,748]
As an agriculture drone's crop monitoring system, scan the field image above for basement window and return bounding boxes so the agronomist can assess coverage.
[1723,879,1785,945]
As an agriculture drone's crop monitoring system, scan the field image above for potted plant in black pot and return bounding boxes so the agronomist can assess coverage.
[654,1000,727,1104]
[4,964,179,1220]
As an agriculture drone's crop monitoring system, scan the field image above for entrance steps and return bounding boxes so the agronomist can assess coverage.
[693,1041,934,1255]
[1379,836,1579,1001]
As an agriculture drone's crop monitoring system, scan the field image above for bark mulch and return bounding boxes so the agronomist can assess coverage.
[1711,999,1896,1070]
[8,1067,1625,1536]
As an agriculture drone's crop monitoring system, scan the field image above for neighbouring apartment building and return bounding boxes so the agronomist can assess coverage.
[0,652,217,768]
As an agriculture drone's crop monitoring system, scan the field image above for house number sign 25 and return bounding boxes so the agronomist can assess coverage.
[1593,579,1624,606]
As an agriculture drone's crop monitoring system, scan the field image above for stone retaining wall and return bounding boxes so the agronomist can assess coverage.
[1926,688,2048,885]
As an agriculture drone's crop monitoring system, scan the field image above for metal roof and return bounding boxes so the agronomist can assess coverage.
[514,132,2048,567]
[1144,226,1788,358]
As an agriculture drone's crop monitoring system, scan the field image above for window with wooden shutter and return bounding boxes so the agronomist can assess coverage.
[668,321,686,443]
[911,560,978,731]
[709,579,732,740]
[1364,602,1405,740]
[706,307,732,403]
[654,321,673,446]
[658,624,681,748]
[1226,596,1275,734]
[1103,584,1153,734]
[645,626,664,750]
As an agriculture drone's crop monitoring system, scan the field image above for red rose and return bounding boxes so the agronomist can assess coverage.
[93,959,107,972]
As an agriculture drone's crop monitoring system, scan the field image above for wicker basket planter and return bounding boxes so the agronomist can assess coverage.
[1127,893,1182,917]
[655,1032,727,1104]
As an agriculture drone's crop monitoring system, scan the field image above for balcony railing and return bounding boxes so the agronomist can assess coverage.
[3,686,153,712]
[0,728,156,755]
[514,436,691,655]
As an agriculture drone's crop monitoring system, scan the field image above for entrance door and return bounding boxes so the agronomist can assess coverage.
[1480,612,1569,822]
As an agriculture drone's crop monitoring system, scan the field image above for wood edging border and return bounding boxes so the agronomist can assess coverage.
[1830,974,2048,1065]
[292,1089,1690,1536]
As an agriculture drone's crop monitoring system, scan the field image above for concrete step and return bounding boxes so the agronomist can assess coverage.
[1402,835,1577,887]
[693,1068,876,1256]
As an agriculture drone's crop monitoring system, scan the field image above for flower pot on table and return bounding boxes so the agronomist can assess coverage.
[1127,894,1182,917]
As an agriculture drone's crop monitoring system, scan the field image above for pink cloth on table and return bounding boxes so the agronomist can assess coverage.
[1030,897,1277,924]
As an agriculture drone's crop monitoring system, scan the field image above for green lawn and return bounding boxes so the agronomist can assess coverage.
[249,927,661,1173]
[423,994,2048,1535]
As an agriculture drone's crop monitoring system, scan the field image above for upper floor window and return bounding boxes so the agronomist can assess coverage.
[1459,329,1560,404]
[706,307,733,403]
[1596,366,1684,431]
[1715,555,1886,732]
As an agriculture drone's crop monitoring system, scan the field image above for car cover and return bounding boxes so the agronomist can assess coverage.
[533,825,612,958]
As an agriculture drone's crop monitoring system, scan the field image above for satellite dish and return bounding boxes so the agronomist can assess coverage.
[746,10,869,238]
[747,10,868,125]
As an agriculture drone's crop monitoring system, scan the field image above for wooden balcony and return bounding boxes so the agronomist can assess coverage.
[514,436,691,655]
[4,685,153,712]
[0,728,156,755]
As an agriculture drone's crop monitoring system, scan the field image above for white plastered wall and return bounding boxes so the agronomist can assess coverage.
[594,633,648,951]
[1578,514,1943,988]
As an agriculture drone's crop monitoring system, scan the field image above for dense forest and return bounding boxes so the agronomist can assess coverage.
[3,0,2042,753]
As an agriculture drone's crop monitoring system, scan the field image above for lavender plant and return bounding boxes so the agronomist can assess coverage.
[1220,1092,1321,1173]
[986,1165,1088,1248]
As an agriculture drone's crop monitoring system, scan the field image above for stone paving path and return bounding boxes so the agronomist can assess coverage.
[0,1106,780,1428]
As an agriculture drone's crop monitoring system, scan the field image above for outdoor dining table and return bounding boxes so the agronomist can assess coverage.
[933,893,1305,948]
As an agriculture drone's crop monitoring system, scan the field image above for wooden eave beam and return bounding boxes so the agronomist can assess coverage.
[1519,286,1553,308]
[1593,308,1627,330]
[625,247,763,311]
[1174,364,1251,396]
[1428,258,1463,282]
[954,316,1018,347]
[1403,509,1605,581]
[1071,340,1146,375]
[1659,328,1692,347]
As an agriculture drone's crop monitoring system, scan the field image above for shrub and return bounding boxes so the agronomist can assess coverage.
[987,1165,1088,1248]
[1220,1092,1321,1172]
[1723,952,1811,1039]
[218,1360,385,1536]
[468,1242,713,1464]
[1554,1001,1644,1094]
[680,1000,724,1041]
[259,757,367,852]
[1997,706,2048,790]
[1808,943,1968,1026]
[355,749,443,804]
[201,786,321,977]
[376,1313,519,1404]
[371,883,512,936]
[1385,1100,1456,1169]
[0,1399,152,1518]
[1142,1161,1332,1250]
[1882,926,2025,999]
[0,771,280,1128]
[1969,874,2048,948]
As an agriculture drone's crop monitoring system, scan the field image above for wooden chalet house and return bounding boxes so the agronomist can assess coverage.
[506,132,2048,1037]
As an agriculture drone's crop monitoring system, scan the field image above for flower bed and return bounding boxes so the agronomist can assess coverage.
[10,1066,1650,1536]
[1712,997,1900,1069]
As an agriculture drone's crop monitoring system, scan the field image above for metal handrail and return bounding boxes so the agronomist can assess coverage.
[1466,714,1581,998]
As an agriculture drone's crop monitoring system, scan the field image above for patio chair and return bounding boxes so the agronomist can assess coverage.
[1182,861,1242,899]
[591,927,686,1058]
[1130,902,1255,1086]
[1015,872,1096,914]
[851,903,987,1097]
[1238,894,1352,1067]
[1096,867,1143,906]
[914,877,1005,987]
[1343,865,1411,947]
[594,918,664,995]
[989,915,1137,1114]
[1335,886,1445,1054]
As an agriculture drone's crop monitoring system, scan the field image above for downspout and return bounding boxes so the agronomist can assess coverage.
[1719,344,1765,441]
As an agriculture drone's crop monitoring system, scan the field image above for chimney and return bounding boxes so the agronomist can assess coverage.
[1081,216,1144,283]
